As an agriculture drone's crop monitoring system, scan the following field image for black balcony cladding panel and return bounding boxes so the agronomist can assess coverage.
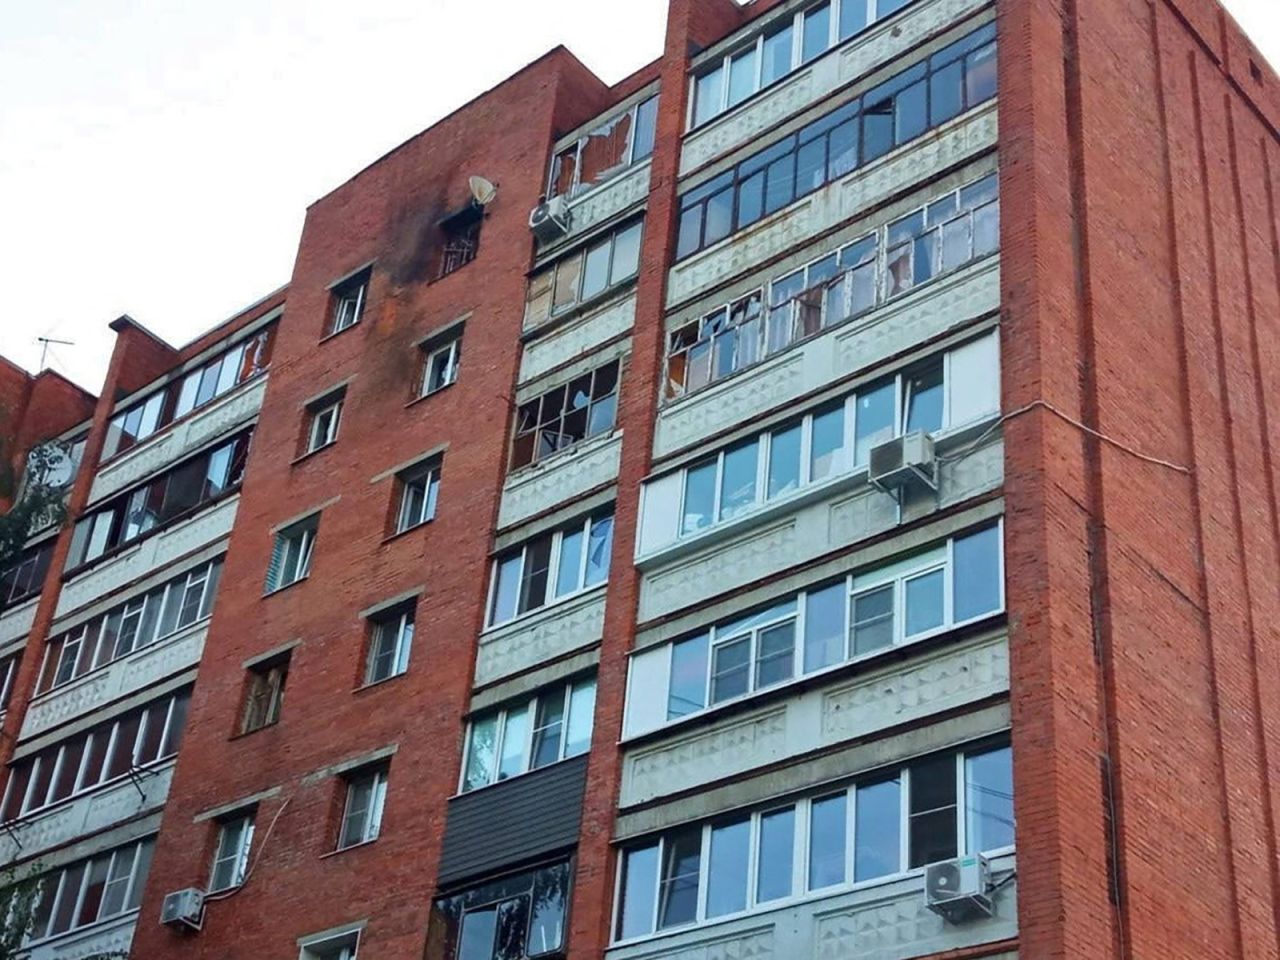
[437,754,589,887]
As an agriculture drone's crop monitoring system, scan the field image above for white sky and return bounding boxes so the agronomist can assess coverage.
[1,0,1276,395]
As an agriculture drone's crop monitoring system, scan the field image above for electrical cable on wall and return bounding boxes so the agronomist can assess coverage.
[203,795,292,904]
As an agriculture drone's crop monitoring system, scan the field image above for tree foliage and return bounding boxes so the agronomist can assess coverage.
[0,439,72,573]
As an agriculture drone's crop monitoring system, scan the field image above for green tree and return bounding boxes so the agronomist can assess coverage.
[0,438,73,573]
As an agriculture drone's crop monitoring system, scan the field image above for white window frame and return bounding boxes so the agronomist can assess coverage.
[485,514,613,628]
[547,94,659,200]
[300,929,361,960]
[611,741,1012,944]
[307,398,343,453]
[687,0,919,130]
[209,813,255,892]
[396,463,440,534]
[338,768,388,849]
[26,838,155,944]
[329,276,367,335]
[459,677,596,792]
[420,337,461,397]
[365,610,414,684]
[269,520,318,592]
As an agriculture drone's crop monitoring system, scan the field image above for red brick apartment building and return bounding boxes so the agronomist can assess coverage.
[1,0,1277,957]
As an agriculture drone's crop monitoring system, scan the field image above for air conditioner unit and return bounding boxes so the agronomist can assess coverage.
[868,430,936,497]
[529,195,572,243]
[924,854,993,923]
[160,888,205,931]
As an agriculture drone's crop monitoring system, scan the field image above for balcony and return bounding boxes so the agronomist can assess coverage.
[24,910,138,960]
[604,853,1016,960]
[89,375,266,505]
[519,293,636,384]
[621,629,1007,806]
[680,0,990,176]
[498,432,622,530]
[668,100,998,310]
[0,595,38,648]
[55,496,237,618]
[545,160,652,255]
[0,761,173,864]
[475,587,605,688]
[20,621,206,739]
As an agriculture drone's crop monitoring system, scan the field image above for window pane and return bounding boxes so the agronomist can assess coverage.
[585,515,613,586]
[682,461,718,535]
[668,633,709,719]
[676,207,703,259]
[518,538,553,614]
[965,43,998,105]
[895,79,928,142]
[855,776,902,881]
[552,254,582,312]
[764,153,795,215]
[810,404,846,481]
[756,807,795,902]
[854,380,895,464]
[610,222,642,284]
[909,753,958,867]
[804,582,846,672]
[762,24,793,85]
[728,47,758,107]
[490,555,521,624]
[565,680,596,756]
[581,238,612,300]
[737,170,765,227]
[633,96,659,161]
[929,59,964,125]
[796,136,826,195]
[861,98,894,163]
[840,0,868,38]
[78,856,110,926]
[531,691,565,769]
[706,817,750,918]
[693,65,725,126]
[808,793,847,888]
[459,907,497,960]
[618,844,659,939]
[704,189,733,247]
[51,863,87,934]
[555,528,584,598]
[711,636,751,703]
[904,360,945,434]
[529,862,569,954]
[498,706,529,780]
[767,423,802,500]
[966,746,1014,852]
[953,525,1002,621]
[802,3,830,62]
[904,569,944,636]
[718,441,758,521]
[755,620,795,689]
[464,715,498,791]
[658,828,702,929]
[852,584,894,655]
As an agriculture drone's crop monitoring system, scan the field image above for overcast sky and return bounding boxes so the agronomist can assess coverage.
[2,0,1276,395]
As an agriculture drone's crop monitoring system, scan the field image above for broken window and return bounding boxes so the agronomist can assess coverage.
[547,94,659,200]
[438,205,483,278]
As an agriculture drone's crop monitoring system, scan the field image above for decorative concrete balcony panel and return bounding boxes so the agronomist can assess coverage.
[26,911,139,960]
[20,623,207,739]
[498,433,622,531]
[90,377,266,505]
[542,162,651,257]
[655,258,998,459]
[621,633,1008,806]
[520,295,636,383]
[56,497,237,619]
[667,103,998,310]
[475,590,606,688]
[0,597,37,647]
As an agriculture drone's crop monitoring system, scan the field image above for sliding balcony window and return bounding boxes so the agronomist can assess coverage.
[0,539,53,611]
[614,741,1011,941]
[666,173,998,400]
[677,24,996,260]
[0,652,19,713]
[690,0,920,128]
[631,523,1002,733]
[644,332,998,551]
[24,837,155,945]
[549,94,659,200]
[487,513,613,627]
[102,324,274,461]
[511,360,619,470]
[432,860,571,960]
[0,689,190,821]
[67,430,252,571]
[461,677,596,791]
[523,220,643,331]
[38,559,222,694]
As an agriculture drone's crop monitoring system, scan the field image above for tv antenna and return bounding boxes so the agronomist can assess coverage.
[36,336,74,371]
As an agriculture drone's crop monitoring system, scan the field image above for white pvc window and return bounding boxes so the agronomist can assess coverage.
[329,272,369,335]
[461,677,596,792]
[366,610,414,684]
[397,462,440,533]
[613,741,1011,942]
[307,398,343,453]
[267,517,319,591]
[486,513,613,627]
[338,768,388,849]
[421,337,462,396]
[25,837,155,943]
[209,813,255,892]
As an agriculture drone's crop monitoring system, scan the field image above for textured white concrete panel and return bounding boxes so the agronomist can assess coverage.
[498,434,622,530]
[539,162,651,260]
[56,497,237,618]
[21,623,207,738]
[475,590,606,687]
[26,911,139,960]
[0,597,37,647]
[90,377,266,505]
[521,296,636,383]
[656,258,999,458]
[667,104,998,309]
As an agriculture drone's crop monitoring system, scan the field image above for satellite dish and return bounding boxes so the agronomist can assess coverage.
[469,176,498,205]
